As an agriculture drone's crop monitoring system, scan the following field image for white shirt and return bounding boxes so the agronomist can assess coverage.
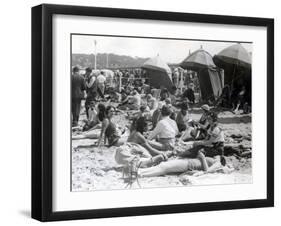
[148,97,158,110]
[97,74,106,83]
[129,93,141,106]
[88,107,97,122]
[208,126,224,143]
[148,116,179,140]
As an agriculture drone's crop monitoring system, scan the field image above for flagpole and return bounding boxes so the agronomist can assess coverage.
[94,40,97,70]
[106,53,109,68]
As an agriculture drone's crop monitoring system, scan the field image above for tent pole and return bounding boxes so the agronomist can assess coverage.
[230,64,236,93]
[180,70,183,94]
[221,69,224,87]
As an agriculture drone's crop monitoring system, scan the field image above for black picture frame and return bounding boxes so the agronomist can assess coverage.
[32,3,274,222]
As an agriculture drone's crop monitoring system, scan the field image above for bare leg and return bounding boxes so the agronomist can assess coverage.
[115,136,128,147]
[180,127,195,141]
[139,159,190,177]
[72,129,101,140]
[138,154,167,168]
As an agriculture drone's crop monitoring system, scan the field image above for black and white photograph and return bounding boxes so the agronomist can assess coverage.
[71,34,253,191]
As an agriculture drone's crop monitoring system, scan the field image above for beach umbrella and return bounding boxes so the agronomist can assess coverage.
[180,49,216,71]
[142,55,172,75]
[142,55,173,91]
[213,43,251,69]
[213,43,252,87]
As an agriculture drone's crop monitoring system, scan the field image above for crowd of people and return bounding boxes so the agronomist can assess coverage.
[72,65,247,186]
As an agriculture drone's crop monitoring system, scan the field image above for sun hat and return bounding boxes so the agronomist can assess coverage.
[201,104,210,111]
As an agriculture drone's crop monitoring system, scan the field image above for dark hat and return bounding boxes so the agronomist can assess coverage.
[209,112,218,122]
[73,66,79,72]
[181,102,189,111]
[85,67,92,72]
[161,105,172,116]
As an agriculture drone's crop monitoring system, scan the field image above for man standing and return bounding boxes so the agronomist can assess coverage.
[84,67,97,119]
[72,66,86,127]
[96,71,106,99]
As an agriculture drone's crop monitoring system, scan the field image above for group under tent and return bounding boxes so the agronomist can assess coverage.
[180,48,223,102]
[213,43,252,104]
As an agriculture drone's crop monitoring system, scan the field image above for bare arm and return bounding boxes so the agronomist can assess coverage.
[86,76,95,88]
[142,141,163,156]
[148,122,162,140]
[97,119,109,146]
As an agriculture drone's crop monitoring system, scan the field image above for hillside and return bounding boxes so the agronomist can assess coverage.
[72,53,149,69]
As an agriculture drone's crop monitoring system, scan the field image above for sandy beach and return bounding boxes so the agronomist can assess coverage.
[72,109,252,191]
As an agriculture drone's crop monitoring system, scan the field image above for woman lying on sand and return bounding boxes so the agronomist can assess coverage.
[138,151,226,177]
[137,112,227,177]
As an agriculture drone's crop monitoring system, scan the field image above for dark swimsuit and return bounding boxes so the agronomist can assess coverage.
[105,121,120,146]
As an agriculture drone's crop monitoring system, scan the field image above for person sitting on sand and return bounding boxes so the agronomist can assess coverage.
[182,83,195,104]
[128,117,168,156]
[129,105,150,121]
[118,90,141,110]
[148,105,179,151]
[165,97,176,120]
[115,120,174,172]
[232,85,247,114]
[169,86,178,106]
[97,105,127,147]
[146,94,158,114]
[118,90,129,106]
[82,100,99,131]
[176,102,191,132]
[72,103,106,140]
[178,112,225,160]
[107,88,122,103]
[160,88,170,101]
[215,84,231,108]
[138,150,226,177]
[191,104,212,140]
[151,101,164,129]
[129,90,141,110]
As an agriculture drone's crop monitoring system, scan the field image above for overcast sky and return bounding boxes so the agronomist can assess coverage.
[72,34,252,64]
